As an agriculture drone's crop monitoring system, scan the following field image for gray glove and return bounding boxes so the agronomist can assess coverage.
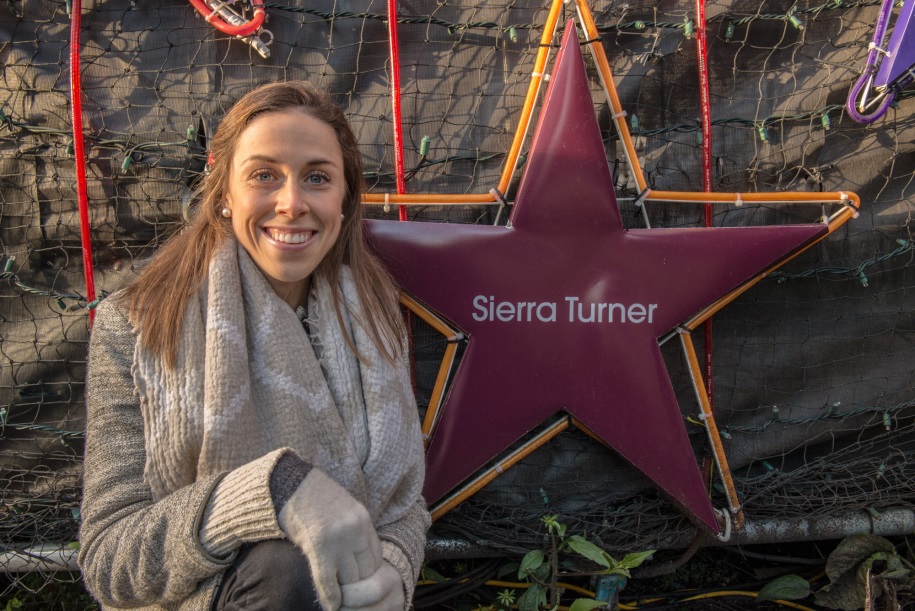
[340,560,405,611]
[277,468,383,610]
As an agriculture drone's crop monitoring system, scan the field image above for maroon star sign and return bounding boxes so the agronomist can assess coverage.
[366,22,828,531]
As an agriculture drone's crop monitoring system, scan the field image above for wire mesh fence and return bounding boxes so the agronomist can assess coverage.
[1,0,914,599]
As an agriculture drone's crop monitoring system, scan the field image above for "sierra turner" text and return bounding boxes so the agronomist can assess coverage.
[472,295,657,324]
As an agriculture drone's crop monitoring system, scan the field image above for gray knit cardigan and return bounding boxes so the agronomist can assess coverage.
[79,298,430,610]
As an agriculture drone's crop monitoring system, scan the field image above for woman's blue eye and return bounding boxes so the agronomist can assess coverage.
[255,172,272,181]
[307,173,329,184]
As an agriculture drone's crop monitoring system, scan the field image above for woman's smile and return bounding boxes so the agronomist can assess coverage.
[264,227,316,245]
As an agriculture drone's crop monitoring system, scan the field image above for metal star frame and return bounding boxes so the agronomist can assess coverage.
[362,0,859,536]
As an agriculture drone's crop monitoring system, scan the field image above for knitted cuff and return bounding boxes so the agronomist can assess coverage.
[381,539,417,606]
[198,450,287,558]
[269,452,313,514]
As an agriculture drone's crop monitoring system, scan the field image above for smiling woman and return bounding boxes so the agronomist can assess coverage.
[77,82,429,611]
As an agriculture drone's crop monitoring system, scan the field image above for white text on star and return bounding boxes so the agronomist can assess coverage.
[471,295,657,324]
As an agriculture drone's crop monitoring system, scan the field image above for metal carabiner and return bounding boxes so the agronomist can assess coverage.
[192,0,265,36]
[241,28,273,59]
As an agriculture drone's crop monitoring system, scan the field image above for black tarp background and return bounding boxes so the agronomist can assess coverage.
[1,0,913,559]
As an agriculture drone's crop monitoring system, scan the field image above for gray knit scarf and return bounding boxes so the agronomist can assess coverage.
[132,240,424,525]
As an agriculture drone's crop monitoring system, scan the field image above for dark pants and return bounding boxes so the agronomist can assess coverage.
[212,540,322,611]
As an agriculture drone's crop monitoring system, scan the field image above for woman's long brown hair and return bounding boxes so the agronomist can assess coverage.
[123,81,404,367]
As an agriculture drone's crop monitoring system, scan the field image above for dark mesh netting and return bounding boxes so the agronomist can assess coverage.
[1,0,913,589]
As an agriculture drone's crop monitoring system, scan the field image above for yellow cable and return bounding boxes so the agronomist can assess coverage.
[418,578,603,604]
[482,579,595,598]
[679,590,818,611]
[418,579,817,611]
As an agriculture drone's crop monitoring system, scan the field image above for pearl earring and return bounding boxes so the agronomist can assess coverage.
[340,213,345,220]
[221,207,232,219]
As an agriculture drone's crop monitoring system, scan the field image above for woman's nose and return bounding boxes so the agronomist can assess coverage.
[275,180,310,216]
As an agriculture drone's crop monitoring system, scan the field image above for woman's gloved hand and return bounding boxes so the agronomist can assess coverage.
[340,560,405,611]
[277,468,383,610]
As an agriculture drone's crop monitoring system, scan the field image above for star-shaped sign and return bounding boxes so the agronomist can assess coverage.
[366,23,830,531]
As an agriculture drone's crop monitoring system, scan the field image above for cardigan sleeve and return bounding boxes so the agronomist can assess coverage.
[78,299,285,608]
[377,499,432,604]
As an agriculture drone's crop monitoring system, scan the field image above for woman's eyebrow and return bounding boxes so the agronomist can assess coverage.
[239,154,279,165]
[239,154,339,167]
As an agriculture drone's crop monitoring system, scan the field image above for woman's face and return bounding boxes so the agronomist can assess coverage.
[225,108,346,308]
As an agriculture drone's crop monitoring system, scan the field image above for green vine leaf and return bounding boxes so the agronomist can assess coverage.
[823,535,895,583]
[517,583,546,611]
[519,550,545,580]
[568,598,607,611]
[618,550,655,569]
[566,535,611,569]
[497,561,519,579]
[814,535,898,610]
[421,565,446,583]
[532,560,551,582]
[756,574,810,602]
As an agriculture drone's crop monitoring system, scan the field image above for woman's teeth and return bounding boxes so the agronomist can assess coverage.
[267,229,312,244]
